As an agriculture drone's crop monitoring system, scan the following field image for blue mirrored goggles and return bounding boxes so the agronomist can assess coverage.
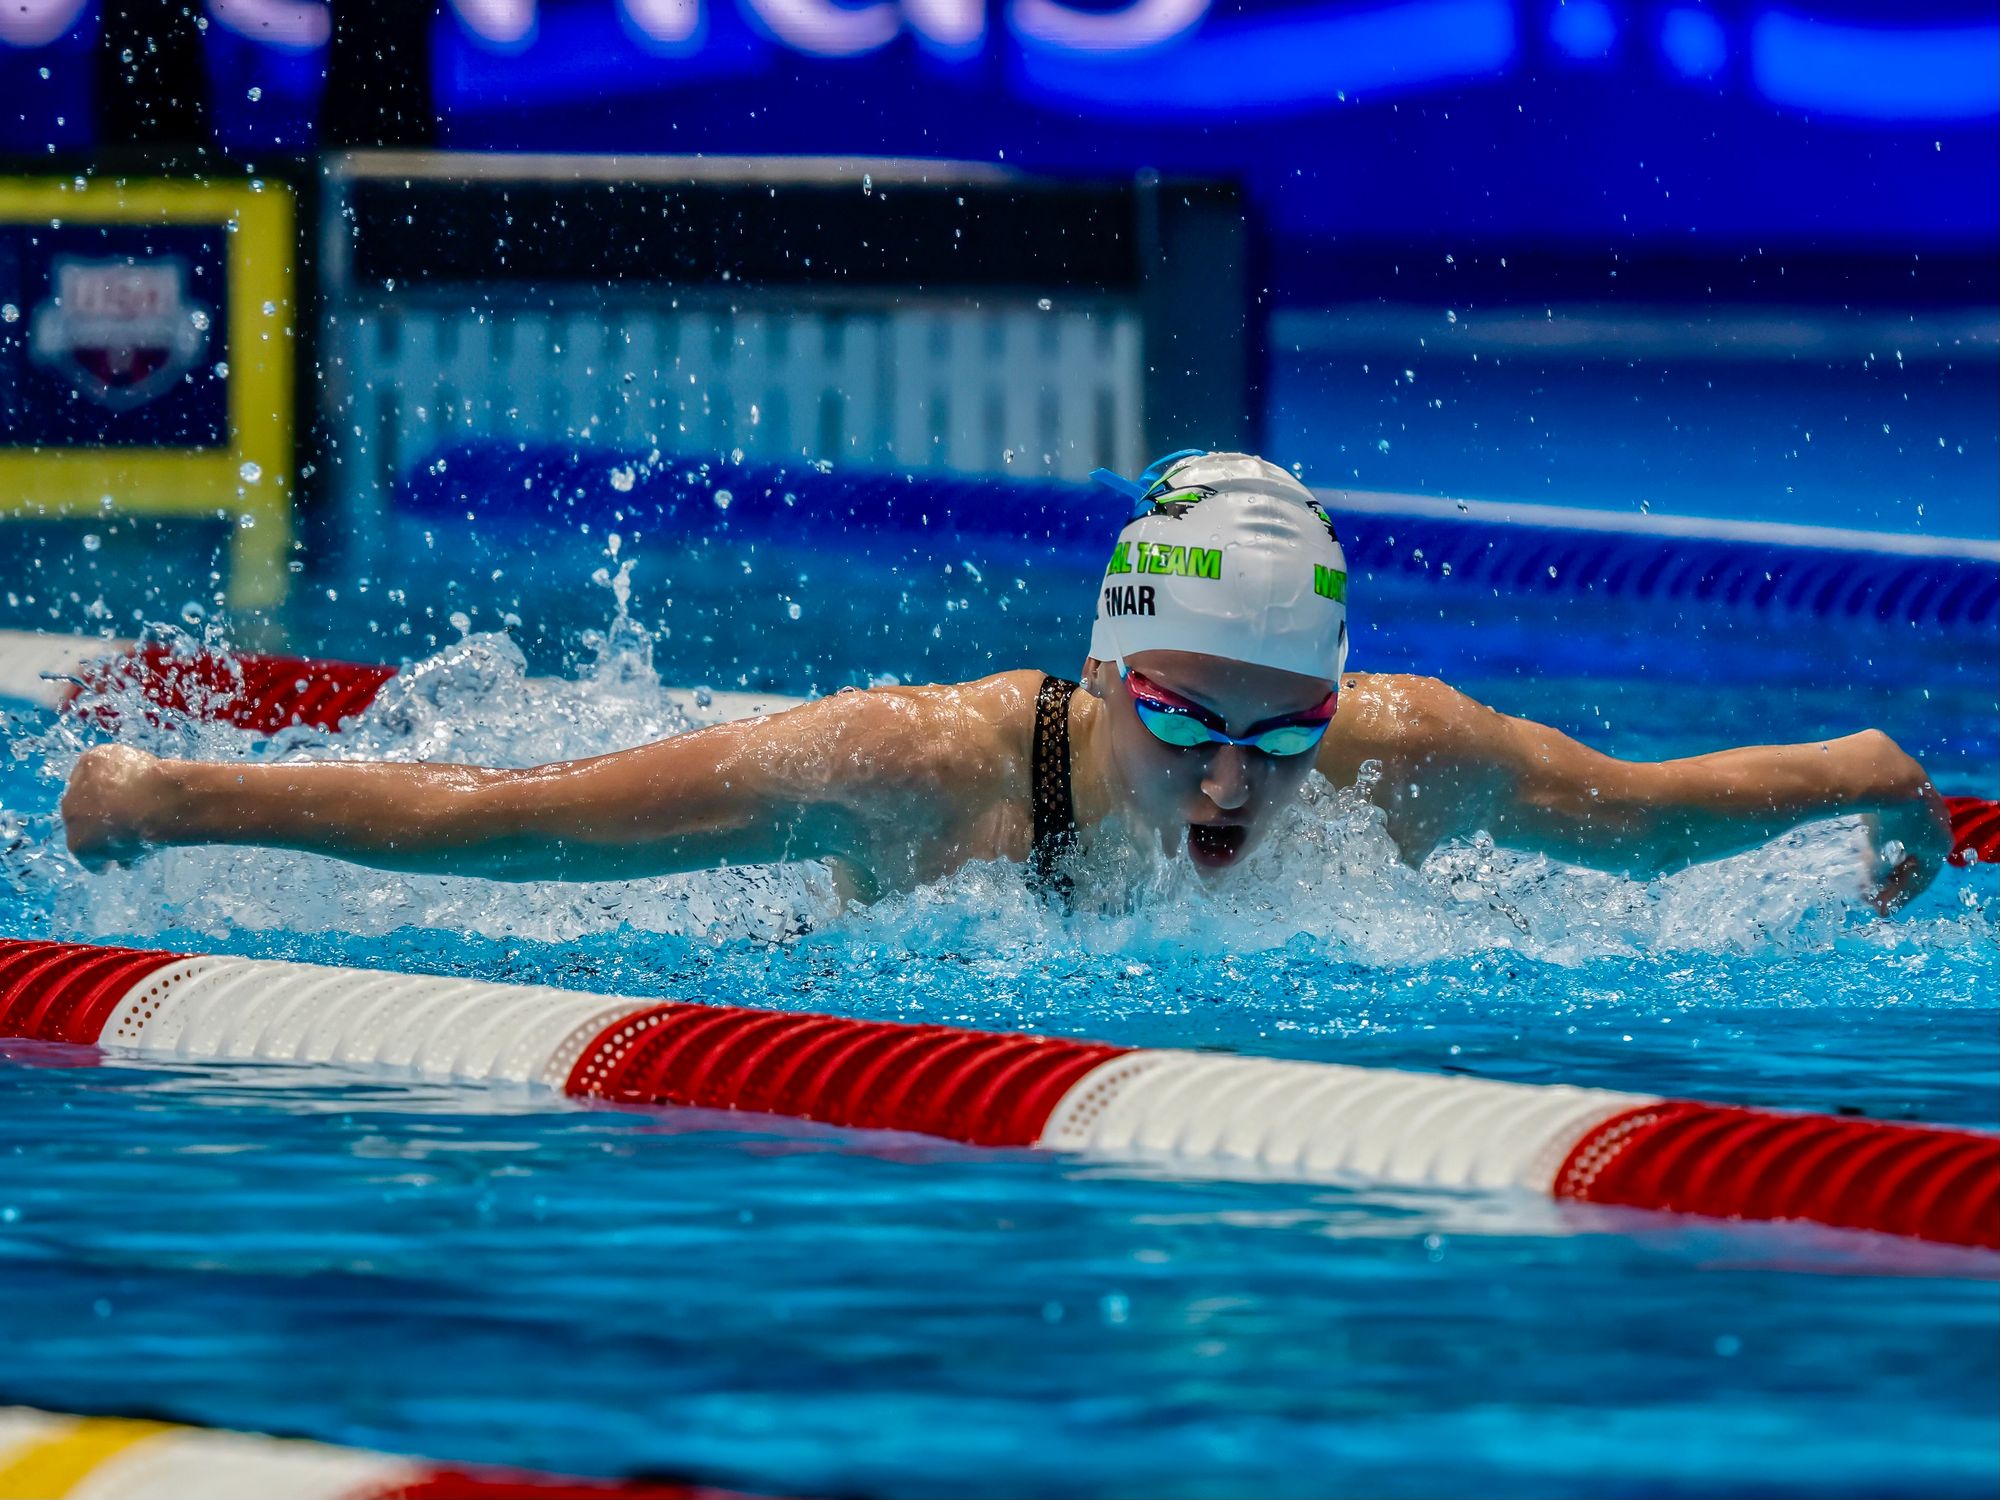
[1122,667,1335,758]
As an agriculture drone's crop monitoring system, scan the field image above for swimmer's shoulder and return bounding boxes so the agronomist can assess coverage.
[1319,672,1502,780]
[790,671,1039,792]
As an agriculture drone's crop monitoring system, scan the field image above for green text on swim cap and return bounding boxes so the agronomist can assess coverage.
[1314,565,1347,602]
[1106,541,1223,581]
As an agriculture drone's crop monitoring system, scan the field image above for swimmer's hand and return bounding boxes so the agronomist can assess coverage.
[1857,738,1952,915]
[62,744,165,872]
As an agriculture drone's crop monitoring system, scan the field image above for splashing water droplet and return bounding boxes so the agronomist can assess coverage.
[238,461,262,483]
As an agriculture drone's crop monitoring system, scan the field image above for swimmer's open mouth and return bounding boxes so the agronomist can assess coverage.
[1186,823,1248,868]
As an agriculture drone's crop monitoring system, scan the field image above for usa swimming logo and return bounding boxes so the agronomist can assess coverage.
[28,257,212,411]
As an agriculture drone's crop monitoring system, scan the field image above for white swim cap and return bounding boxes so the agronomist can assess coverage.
[1087,450,1349,682]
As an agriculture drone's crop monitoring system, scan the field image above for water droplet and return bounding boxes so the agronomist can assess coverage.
[238,460,262,483]
[261,300,276,316]
[213,361,230,378]
[180,601,205,625]
[1375,439,1391,453]
[862,173,872,195]
[609,465,635,493]
[190,308,209,331]
[246,86,263,102]
[787,601,802,621]
[714,489,733,510]
[81,533,101,552]
[1036,297,1053,311]
[1445,309,1459,324]
[0,304,17,324]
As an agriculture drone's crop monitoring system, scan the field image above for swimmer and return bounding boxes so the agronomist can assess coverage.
[61,451,1950,912]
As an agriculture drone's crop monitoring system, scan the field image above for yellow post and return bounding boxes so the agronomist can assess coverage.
[0,176,296,609]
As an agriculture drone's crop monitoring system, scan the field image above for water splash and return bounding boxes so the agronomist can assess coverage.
[13,562,1996,970]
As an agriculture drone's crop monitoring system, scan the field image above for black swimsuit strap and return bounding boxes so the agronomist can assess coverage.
[1029,674,1080,899]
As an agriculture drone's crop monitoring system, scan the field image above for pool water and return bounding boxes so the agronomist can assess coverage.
[1,516,1996,1498]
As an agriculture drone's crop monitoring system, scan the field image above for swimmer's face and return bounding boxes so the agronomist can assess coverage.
[1086,649,1335,874]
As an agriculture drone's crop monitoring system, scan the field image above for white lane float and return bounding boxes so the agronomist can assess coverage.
[1,938,1994,1251]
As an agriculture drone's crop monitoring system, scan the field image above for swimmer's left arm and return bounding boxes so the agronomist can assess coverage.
[1335,676,1950,910]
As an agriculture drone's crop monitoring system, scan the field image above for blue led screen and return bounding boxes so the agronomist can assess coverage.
[3,0,1994,266]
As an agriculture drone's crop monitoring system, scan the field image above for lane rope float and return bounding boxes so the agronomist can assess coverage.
[0,631,798,731]
[1,939,1993,1251]
[1946,796,2000,867]
[0,1406,770,1499]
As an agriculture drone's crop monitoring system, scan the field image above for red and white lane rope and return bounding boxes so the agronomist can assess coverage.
[4,631,1995,866]
[0,632,795,732]
[1,939,1993,1251]
[0,1406,770,1499]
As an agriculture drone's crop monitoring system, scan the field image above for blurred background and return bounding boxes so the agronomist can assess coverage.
[0,0,1994,700]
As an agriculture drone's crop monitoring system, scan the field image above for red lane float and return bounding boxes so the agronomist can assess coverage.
[1947,795,2000,867]
[0,632,798,733]
[0,1406,773,1499]
[73,644,399,735]
[5,632,1996,869]
[2,939,1993,1251]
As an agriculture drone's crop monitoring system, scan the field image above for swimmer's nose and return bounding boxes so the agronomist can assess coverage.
[1200,744,1253,813]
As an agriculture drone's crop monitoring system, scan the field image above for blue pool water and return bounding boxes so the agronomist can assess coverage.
[1,512,1996,1497]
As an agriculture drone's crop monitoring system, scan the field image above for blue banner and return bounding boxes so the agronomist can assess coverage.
[0,222,231,449]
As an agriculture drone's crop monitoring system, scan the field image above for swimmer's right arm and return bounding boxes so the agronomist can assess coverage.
[62,691,949,888]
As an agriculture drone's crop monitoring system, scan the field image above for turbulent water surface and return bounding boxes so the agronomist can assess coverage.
[1,531,1995,1498]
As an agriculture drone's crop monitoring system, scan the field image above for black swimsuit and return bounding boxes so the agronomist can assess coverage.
[1029,675,1081,900]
